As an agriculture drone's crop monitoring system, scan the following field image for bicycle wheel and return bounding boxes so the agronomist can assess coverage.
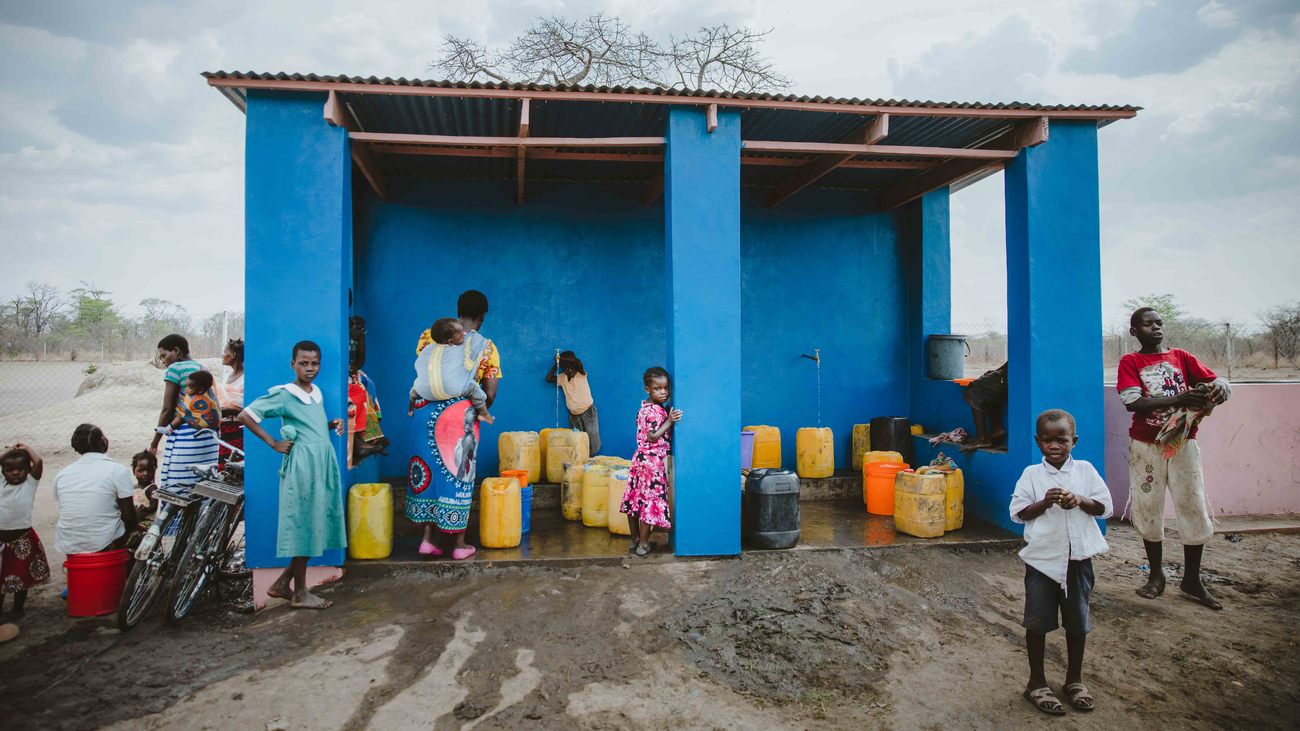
[166,501,230,623]
[219,504,249,579]
[117,507,187,632]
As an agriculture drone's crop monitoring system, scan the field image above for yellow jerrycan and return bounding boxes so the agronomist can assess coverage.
[546,429,590,484]
[479,476,522,548]
[561,462,585,521]
[347,483,393,559]
[943,468,964,531]
[499,431,542,483]
[607,467,632,536]
[744,425,782,469]
[538,427,557,470]
[850,424,871,471]
[894,470,946,538]
[796,427,834,478]
[582,463,612,527]
[862,450,904,466]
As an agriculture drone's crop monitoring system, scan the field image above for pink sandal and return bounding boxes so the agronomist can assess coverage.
[451,545,477,561]
[418,540,443,557]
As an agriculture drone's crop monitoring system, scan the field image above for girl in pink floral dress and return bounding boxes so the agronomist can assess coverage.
[622,367,683,557]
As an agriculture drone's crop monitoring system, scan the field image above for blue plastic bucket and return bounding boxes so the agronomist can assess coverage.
[521,485,533,533]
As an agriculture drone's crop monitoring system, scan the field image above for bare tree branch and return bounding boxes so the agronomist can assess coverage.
[428,16,790,93]
[429,35,511,84]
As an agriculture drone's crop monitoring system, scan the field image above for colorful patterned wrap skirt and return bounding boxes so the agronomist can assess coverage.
[406,397,480,534]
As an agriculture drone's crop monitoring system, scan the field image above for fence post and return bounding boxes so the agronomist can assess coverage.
[1224,323,1233,380]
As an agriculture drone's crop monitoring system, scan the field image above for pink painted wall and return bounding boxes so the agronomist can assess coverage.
[1104,383,1300,517]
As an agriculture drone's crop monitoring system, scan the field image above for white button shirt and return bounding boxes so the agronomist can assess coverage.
[1009,458,1113,589]
[54,452,135,554]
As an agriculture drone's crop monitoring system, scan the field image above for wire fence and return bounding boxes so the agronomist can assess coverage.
[955,321,1299,382]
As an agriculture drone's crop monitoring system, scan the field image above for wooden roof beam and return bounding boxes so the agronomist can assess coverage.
[324,90,389,199]
[877,116,1049,211]
[350,132,664,148]
[364,145,932,170]
[210,77,1138,121]
[765,114,889,208]
[743,139,1014,159]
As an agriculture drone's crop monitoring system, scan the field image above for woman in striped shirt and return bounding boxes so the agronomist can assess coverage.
[148,334,219,489]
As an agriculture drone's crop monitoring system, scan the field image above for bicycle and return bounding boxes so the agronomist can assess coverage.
[116,431,244,631]
[165,456,246,623]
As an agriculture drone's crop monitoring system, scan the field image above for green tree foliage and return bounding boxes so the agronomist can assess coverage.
[1121,293,1185,325]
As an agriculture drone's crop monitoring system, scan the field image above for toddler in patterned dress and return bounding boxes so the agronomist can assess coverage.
[0,444,51,618]
[622,367,683,557]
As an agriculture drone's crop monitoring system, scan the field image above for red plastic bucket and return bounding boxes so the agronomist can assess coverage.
[65,549,129,617]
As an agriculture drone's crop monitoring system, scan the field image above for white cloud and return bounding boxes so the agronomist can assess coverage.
[0,0,1297,331]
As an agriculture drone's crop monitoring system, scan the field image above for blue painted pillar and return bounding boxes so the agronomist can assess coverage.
[665,106,742,556]
[910,190,952,377]
[904,188,955,429]
[244,91,352,568]
[1005,121,1104,471]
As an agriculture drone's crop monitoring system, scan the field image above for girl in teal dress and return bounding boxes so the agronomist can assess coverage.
[238,340,346,609]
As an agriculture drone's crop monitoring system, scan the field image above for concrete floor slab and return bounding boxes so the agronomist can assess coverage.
[349,499,1021,575]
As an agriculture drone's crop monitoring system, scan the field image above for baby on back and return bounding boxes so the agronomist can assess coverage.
[409,318,494,424]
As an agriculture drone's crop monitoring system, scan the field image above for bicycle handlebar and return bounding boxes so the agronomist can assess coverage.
[192,428,245,457]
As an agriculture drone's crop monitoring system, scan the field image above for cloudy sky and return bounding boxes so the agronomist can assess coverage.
[1,0,1297,332]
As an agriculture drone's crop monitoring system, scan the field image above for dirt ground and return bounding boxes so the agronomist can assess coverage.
[1,524,1296,730]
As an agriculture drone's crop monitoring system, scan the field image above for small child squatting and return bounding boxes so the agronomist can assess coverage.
[407,318,494,425]
[1009,409,1113,716]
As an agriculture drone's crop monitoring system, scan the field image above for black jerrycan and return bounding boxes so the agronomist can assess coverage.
[742,469,801,549]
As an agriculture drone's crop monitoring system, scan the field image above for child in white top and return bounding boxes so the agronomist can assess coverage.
[0,443,51,618]
[1008,409,1112,716]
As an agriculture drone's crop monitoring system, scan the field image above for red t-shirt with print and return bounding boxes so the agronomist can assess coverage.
[1116,348,1217,443]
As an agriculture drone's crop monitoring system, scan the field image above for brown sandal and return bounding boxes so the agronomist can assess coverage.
[1063,682,1094,712]
[1024,687,1066,715]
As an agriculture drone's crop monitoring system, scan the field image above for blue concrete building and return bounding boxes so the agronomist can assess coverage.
[206,72,1135,567]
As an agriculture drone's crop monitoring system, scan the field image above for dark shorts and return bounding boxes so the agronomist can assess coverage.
[1023,559,1094,635]
[964,366,1007,410]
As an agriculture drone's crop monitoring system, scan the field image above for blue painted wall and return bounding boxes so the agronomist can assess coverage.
[1006,121,1106,501]
[353,180,667,481]
[666,107,743,556]
[244,91,351,568]
[740,189,909,469]
[906,121,1106,534]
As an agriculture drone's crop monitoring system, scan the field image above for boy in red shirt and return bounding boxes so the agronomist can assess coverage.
[1117,307,1230,610]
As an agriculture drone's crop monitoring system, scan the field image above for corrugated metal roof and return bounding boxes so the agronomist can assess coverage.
[202,71,1140,113]
[206,71,1136,196]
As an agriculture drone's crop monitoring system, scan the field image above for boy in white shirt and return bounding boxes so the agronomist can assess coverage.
[1009,409,1113,716]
